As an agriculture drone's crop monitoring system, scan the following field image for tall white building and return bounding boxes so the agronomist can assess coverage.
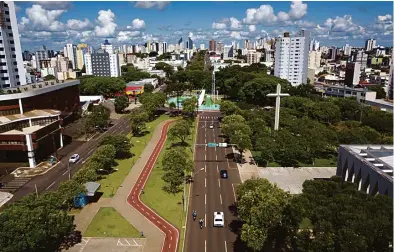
[365,39,376,51]
[84,53,92,75]
[0,1,26,87]
[308,50,321,69]
[223,45,234,60]
[64,43,77,69]
[274,30,310,86]
[100,39,113,54]
[246,50,261,64]
[344,44,352,56]
[200,44,205,50]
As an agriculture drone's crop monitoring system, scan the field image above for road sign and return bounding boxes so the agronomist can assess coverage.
[218,143,227,148]
[207,142,217,147]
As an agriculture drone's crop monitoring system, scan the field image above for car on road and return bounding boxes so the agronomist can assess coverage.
[213,212,224,227]
[220,169,228,179]
[69,154,80,164]
[209,125,213,129]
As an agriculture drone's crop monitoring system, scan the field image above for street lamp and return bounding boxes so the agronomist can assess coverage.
[183,167,204,212]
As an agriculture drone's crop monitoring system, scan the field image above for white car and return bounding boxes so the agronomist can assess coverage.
[209,125,214,129]
[69,154,80,164]
[213,212,224,227]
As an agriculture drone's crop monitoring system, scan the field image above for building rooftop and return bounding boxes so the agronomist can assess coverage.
[0,109,61,125]
[346,145,393,181]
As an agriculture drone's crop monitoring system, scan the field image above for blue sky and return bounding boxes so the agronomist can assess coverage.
[15,1,393,51]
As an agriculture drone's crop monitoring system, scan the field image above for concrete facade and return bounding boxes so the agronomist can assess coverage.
[336,145,393,198]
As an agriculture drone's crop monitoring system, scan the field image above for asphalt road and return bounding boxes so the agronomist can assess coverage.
[185,111,241,252]
[127,120,179,252]
[6,115,132,205]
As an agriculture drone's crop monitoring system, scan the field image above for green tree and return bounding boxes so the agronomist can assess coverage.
[220,100,241,116]
[182,97,198,117]
[90,144,116,171]
[236,178,298,251]
[309,101,341,125]
[162,147,193,194]
[155,62,174,77]
[230,128,252,161]
[79,76,126,97]
[0,192,76,252]
[168,119,191,144]
[221,114,246,137]
[140,92,166,119]
[44,74,56,81]
[149,51,158,57]
[114,95,129,113]
[169,101,176,113]
[57,180,85,208]
[129,108,149,136]
[144,83,155,93]
[100,134,132,159]
[87,104,110,130]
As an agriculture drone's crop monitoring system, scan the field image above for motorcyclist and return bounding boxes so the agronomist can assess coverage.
[199,218,204,229]
[192,210,197,221]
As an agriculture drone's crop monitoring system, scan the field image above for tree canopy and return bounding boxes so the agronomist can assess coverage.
[114,95,129,113]
[79,76,126,97]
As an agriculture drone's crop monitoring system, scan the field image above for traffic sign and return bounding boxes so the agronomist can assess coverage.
[207,142,217,147]
[218,143,227,148]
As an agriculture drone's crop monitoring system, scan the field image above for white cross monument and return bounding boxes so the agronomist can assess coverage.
[267,84,290,130]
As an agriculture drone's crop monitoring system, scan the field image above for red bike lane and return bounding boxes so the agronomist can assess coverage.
[127,120,179,252]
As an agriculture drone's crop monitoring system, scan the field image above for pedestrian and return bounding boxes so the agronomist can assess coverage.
[141,187,144,194]
[140,231,144,237]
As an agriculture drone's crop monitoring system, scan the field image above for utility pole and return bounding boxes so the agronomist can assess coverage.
[68,162,71,180]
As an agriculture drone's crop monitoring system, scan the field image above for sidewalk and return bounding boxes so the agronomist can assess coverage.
[233,148,259,182]
[73,120,171,252]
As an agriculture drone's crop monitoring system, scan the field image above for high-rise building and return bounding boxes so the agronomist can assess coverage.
[343,44,352,56]
[246,50,260,64]
[223,45,234,60]
[36,45,49,71]
[22,50,32,61]
[101,39,113,54]
[217,42,223,54]
[178,37,183,51]
[188,37,193,50]
[209,40,216,52]
[200,44,205,50]
[351,50,368,71]
[274,30,310,86]
[76,43,88,70]
[162,42,167,53]
[329,47,337,60]
[244,40,250,49]
[308,50,321,69]
[0,1,26,87]
[344,62,361,87]
[388,50,393,100]
[84,49,120,77]
[65,43,77,69]
[365,39,376,51]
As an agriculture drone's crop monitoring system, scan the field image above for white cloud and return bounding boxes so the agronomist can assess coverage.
[131,18,146,29]
[377,14,392,23]
[288,1,307,20]
[94,9,117,37]
[212,22,227,30]
[230,31,242,40]
[134,1,170,10]
[295,20,316,28]
[325,15,360,33]
[249,25,256,32]
[229,17,242,30]
[67,18,92,30]
[117,31,141,42]
[35,1,72,10]
[243,4,277,24]
[25,4,65,31]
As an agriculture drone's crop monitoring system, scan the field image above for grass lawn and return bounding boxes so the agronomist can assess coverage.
[141,117,197,252]
[98,114,171,198]
[251,151,337,168]
[83,207,140,237]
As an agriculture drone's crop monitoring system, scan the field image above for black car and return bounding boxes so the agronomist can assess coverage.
[220,170,228,179]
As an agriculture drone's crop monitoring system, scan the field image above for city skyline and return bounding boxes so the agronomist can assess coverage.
[16,1,393,51]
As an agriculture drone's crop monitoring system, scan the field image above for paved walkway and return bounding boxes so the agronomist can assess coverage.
[73,120,175,252]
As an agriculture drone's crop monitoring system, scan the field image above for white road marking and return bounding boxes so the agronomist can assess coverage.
[232,184,237,202]
[205,194,206,205]
[205,177,206,188]
[218,179,220,188]
[45,181,55,190]
[87,149,94,155]
[205,213,207,227]
[216,165,219,173]
[225,241,228,252]
[216,155,217,160]
[205,164,206,172]
[205,240,207,252]
[205,154,206,160]
[220,194,222,205]
[120,129,125,134]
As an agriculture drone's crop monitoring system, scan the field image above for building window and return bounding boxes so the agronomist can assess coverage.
[11,48,15,51]
[17,82,20,85]
[0,62,6,66]
[0,55,4,59]
[8,33,13,37]
[12,55,15,58]
[6,18,10,22]
[1,77,9,80]
[14,68,17,72]
[10,40,14,44]
[0,48,4,51]
[13,62,16,65]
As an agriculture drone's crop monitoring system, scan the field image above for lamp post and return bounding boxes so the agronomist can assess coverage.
[183,167,204,212]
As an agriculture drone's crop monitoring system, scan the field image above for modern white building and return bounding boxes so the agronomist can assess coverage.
[100,39,113,54]
[76,43,88,70]
[84,53,92,75]
[344,44,352,56]
[200,44,205,50]
[64,43,77,69]
[109,54,120,77]
[0,1,26,88]
[344,62,361,87]
[246,50,260,64]
[308,50,321,70]
[223,45,234,60]
[365,39,376,51]
[274,30,310,86]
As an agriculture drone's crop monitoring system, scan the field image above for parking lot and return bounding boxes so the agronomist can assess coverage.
[66,238,146,252]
